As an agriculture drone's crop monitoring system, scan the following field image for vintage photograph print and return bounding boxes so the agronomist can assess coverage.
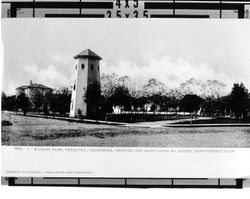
[1,19,250,147]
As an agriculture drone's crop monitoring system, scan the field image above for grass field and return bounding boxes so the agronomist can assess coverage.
[174,118,250,124]
[2,112,250,147]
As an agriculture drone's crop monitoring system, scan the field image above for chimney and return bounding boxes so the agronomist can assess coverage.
[30,80,33,85]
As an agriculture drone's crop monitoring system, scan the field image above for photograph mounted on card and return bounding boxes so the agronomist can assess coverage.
[2,19,250,148]
[1,19,250,179]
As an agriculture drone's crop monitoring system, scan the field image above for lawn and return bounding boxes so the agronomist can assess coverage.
[173,118,250,124]
[2,112,250,147]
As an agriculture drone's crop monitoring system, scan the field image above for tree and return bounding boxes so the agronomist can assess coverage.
[221,95,231,116]
[180,94,203,114]
[150,93,161,112]
[111,85,131,114]
[230,83,248,119]
[202,98,216,117]
[201,80,226,99]
[101,73,119,98]
[168,96,180,113]
[32,89,44,113]
[49,88,71,116]
[16,93,30,115]
[214,98,225,118]
[1,92,7,110]
[77,109,84,121]
[179,78,226,98]
[150,104,157,113]
[43,90,54,116]
[30,89,54,115]
[131,96,148,113]
[1,94,16,111]
[48,92,58,115]
[57,88,71,115]
[85,81,102,117]
[150,93,173,112]
[100,96,114,115]
[142,78,167,96]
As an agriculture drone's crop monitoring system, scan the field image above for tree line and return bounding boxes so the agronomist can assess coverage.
[2,74,250,120]
[1,88,71,116]
[87,80,250,120]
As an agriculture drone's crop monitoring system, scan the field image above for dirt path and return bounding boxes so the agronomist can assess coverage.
[124,117,212,128]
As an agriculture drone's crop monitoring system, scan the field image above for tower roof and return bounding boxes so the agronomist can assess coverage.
[74,49,102,60]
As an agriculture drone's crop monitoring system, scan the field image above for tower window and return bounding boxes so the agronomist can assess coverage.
[81,64,85,69]
[75,65,77,70]
[91,64,94,70]
[74,84,76,90]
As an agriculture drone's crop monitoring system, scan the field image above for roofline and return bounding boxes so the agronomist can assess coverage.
[28,85,52,89]
[16,85,52,90]
[74,49,102,60]
[16,86,28,90]
[73,54,102,60]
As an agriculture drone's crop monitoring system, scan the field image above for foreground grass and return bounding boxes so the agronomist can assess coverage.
[174,118,250,124]
[2,112,250,147]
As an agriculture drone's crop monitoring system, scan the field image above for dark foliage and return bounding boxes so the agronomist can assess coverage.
[31,89,44,113]
[230,83,249,119]
[16,93,30,115]
[100,96,114,115]
[180,94,203,113]
[2,120,12,126]
[50,89,71,115]
[85,81,102,117]
[111,85,131,113]
[1,92,16,111]
[131,96,148,112]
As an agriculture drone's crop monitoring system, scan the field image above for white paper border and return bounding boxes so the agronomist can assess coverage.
[2,146,250,178]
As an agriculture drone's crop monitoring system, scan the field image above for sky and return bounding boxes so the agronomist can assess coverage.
[1,19,250,95]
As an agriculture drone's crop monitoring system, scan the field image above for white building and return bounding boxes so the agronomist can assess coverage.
[69,49,102,117]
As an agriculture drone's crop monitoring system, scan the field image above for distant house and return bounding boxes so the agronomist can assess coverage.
[16,80,52,99]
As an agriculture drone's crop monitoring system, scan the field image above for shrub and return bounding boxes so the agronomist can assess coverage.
[77,109,84,121]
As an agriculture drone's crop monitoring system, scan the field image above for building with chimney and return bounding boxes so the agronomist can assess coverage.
[16,80,52,99]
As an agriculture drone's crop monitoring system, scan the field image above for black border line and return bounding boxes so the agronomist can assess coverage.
[6,177,243,188]
[2,0,250,18]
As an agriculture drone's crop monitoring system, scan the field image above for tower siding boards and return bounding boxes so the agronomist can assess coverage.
[69,49,101,118]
